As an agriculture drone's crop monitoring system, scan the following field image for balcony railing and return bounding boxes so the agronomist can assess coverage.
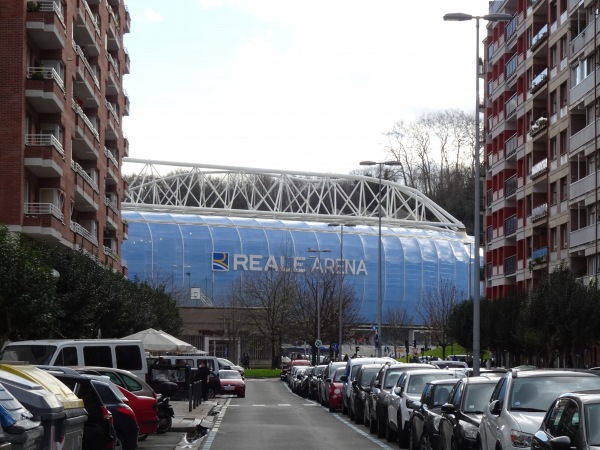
[105,99,119,124]
[505,133,517,157]
[104,146,118,168]
[71,160,100,194]
[530,24,548,51]
[70,220,98,246]
[505,175,517,197]
[506,15,518,41]
[505,255,517,274]
[25,133,65,157]
[505,215,517,235]
[73,41,100,88]
[105,196,119,216]
[71,98,99,140]
[28,0,65,27]
[505,54,518,80]
[531,203,548,222]
[532,246,548,261]
[103,245,119,260]
[529,116,548,137]
[24,202,64,222]
[120,257,128,268]
[530,158,548,179]
[530,68,548,94]
[26,67,65,92]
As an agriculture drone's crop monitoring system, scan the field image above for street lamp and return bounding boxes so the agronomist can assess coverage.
[308,247,331,363]
[443,11,512,376]
[328,223,356,360]
[359,160,401,357]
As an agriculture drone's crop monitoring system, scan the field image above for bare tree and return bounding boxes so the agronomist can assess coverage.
[383,305,411,357]
[416,279,465,358]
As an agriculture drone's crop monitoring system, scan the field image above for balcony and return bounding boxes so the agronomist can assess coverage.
[570,119,598,154]
[73,42,100,107]
[104,245,119,261]
[529,116,548,137]
[25,67,65,113]
[570,67,598,106]
[530,203,548,222]
[23,203,66,242]
[105,100,120,140]
[529,69,548,95]
[505,175,517,197]
[505,215,517,236]
[74,0,100,56]
[123,89,130,116]
[106,3,121,51]
[529,246,548,269]
[105,146,119,182]
[70,220,98,246]
[24,134,65,177]
[505,94,517,119]
[505,54,518,81]
[72,98,99,142]
[123,48,130,74]
[570,224,599,248]
[26,1,66,49]
[24,202,64,223]
[106,54,121,96]
[530,158,548,180]
[529,24,548,52]
[71,160,99,211]
[570,171,599,200]
[505,133,518,158]
[504,254,517,275]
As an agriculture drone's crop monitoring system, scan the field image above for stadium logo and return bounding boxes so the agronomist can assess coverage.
[212,252,367,275]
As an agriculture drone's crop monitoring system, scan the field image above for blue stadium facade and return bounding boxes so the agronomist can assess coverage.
[121,211,474,325]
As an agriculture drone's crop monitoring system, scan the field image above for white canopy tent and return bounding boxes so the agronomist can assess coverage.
[121,328,207,354]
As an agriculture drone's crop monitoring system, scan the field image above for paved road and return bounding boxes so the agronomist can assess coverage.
[198,378,400,450]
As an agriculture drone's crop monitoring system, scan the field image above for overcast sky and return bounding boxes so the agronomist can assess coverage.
[122,0,490,175]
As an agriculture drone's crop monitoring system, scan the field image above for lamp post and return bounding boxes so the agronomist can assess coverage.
[443,11,512,376]
[359,160,401,357]
[308,247,331,363]
[328,223,356,360]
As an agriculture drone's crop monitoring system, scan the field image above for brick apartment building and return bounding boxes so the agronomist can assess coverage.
[484,0,600,298]
[0,0,130,273]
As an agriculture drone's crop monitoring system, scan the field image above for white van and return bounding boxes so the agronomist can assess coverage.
[159,355,224,373]
[0,339,148,379]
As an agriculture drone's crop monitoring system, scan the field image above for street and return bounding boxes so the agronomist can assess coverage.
[199,378,401,450]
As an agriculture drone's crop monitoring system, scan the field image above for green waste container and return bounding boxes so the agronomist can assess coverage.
[0,366,86,450]
[0,382,43,450]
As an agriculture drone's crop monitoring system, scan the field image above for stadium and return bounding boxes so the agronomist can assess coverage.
[121,160,475,361]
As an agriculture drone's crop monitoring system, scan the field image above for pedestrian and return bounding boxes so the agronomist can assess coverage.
[195,361,211,401]
[242,352,250,369]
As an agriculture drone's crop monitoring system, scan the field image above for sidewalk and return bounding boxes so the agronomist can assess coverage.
[170,398,221,433]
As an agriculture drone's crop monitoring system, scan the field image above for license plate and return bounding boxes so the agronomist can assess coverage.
[224,386,235,390]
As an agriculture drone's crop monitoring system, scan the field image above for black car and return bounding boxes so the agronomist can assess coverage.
[409,378,460,450]
[349,363,384,424]
[54,373,139,450]
[438,376,500,450]
[531,389,600,450]
[298,366,315,399]
[308,365,326,401]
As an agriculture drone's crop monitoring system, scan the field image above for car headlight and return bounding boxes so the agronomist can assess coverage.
[511,430,533,448]
[460,424,478,441]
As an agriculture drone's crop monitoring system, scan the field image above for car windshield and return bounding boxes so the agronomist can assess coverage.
[384,370,403,388]
[510,376,600,412]
[219,358,235,367]
[463,383,497,413]
[219,371,242,380]
[360,368,380,387]
[407,374,457,395]
[585,403,600,446]
[333,368,345,382]
[0,344,57,364]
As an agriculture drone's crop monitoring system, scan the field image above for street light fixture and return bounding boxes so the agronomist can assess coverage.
[359,160,402,357]
[443,11,512,376]
[328,223,356,360]
[308,247,331,363]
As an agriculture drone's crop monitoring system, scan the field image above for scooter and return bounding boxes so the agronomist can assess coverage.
[156,381,178,434]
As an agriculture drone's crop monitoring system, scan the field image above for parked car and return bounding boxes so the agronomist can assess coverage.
[479,369,600,450]
[281,360,311,383]
[327,367,346,412]
[217,358,245,378]
[531,389,600,450]
[387,369,464,446]
[340,356,396,415]
[291,367,308,395]
[218,370,245,398]
[366,363,432,438]
[76,367,157,399]
[438,376,508,450]
[114,386,158,438]
[318,361,346,408]
[308,365,327,401]
[298,366,315,399]
[349,363,385,424]
[409,378,460,450]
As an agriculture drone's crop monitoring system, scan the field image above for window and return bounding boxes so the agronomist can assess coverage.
[551,228,557,251]
[551,182,557,205]
[83,346,113,367]
[551,137,557,159]
[561,224,568,249]
[550,45,557,68]
[560,177,568,201]
[550,91,557,115]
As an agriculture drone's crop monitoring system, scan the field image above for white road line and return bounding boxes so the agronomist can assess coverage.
[201,398,230,450]
[332,414,397,449]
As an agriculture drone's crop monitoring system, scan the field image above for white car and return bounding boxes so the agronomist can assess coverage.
[218,357,245,378]
[387,369,464,446]
[479,368,600,450]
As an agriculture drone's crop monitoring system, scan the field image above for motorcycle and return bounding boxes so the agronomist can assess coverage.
[156,381,178,434]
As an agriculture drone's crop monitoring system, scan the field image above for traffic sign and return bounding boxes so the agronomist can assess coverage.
[315,339,322,348]
[331,343,338,351]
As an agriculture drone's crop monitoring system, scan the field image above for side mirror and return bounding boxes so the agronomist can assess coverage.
[326,378,332,383]
[489,400,501,415]
[411,400,422,410]
[549,436,571,450]
[340,375,348,383]
[394,386,402,395]
[441,403,455,414]
[351,380,358,388]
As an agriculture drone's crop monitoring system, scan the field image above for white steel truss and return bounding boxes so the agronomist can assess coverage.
[122,159,466,232]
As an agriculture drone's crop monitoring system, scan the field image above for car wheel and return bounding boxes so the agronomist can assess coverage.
[385,421,397,442]
[409,426,417,450]
[342,399,348,415]
[349,402,355,421]
[363,406,370,427]
[115,433,129,450]
[368,410,377,434]
[420,432,433,450]
[355,402,363,425]
[377,409,387,438]
[399,413,410,448]
[138,435,149,442]
[208,388,216,399]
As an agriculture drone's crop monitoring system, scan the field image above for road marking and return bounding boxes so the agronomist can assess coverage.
[200,398,230,450]
[332,414,397,449]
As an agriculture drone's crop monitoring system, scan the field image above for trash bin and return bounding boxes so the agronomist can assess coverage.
[0,365,87,450]
[0,381,43,450]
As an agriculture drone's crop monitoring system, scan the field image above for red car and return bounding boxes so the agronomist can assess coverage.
[328,367,345,412]
[218,370,246,398]
[116,385,159,436]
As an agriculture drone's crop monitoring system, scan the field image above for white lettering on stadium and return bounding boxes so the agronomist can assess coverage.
[232,254,367,275]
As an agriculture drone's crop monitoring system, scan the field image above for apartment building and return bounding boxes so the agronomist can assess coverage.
[484,0,599,299]
[0,0,130,274]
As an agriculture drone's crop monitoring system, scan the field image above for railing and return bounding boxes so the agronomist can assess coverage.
[26,67,65,92]
[105,196,120,216]
[73,41,100,88]
[70,220,98,245]
[81,0,100,36]
[504,255,517,275]
[505,215,517,235]
[71,160,100,193]
[506,15,518,41]
[505,133,517,156]
[532,246,548,261]
[71,98,99,140]
[505,54,518,80]
[505,175,517,197]
[530,159,548,179]
[103,245,119,260]
[570,224,597,247]
[29,1,66,27]
[530,68,548,94]
[106,53,119,76]
[505,94,517,119]
[530,24,548,51]
[570,171,599,199]
[120,257,128,268]
[529,116,547,137]
[531,203,548,221]
[24,202,64,222]
[25,133,65,157]
[104,147,119,168]
[106,0,120,30]
[105,99,120,124]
